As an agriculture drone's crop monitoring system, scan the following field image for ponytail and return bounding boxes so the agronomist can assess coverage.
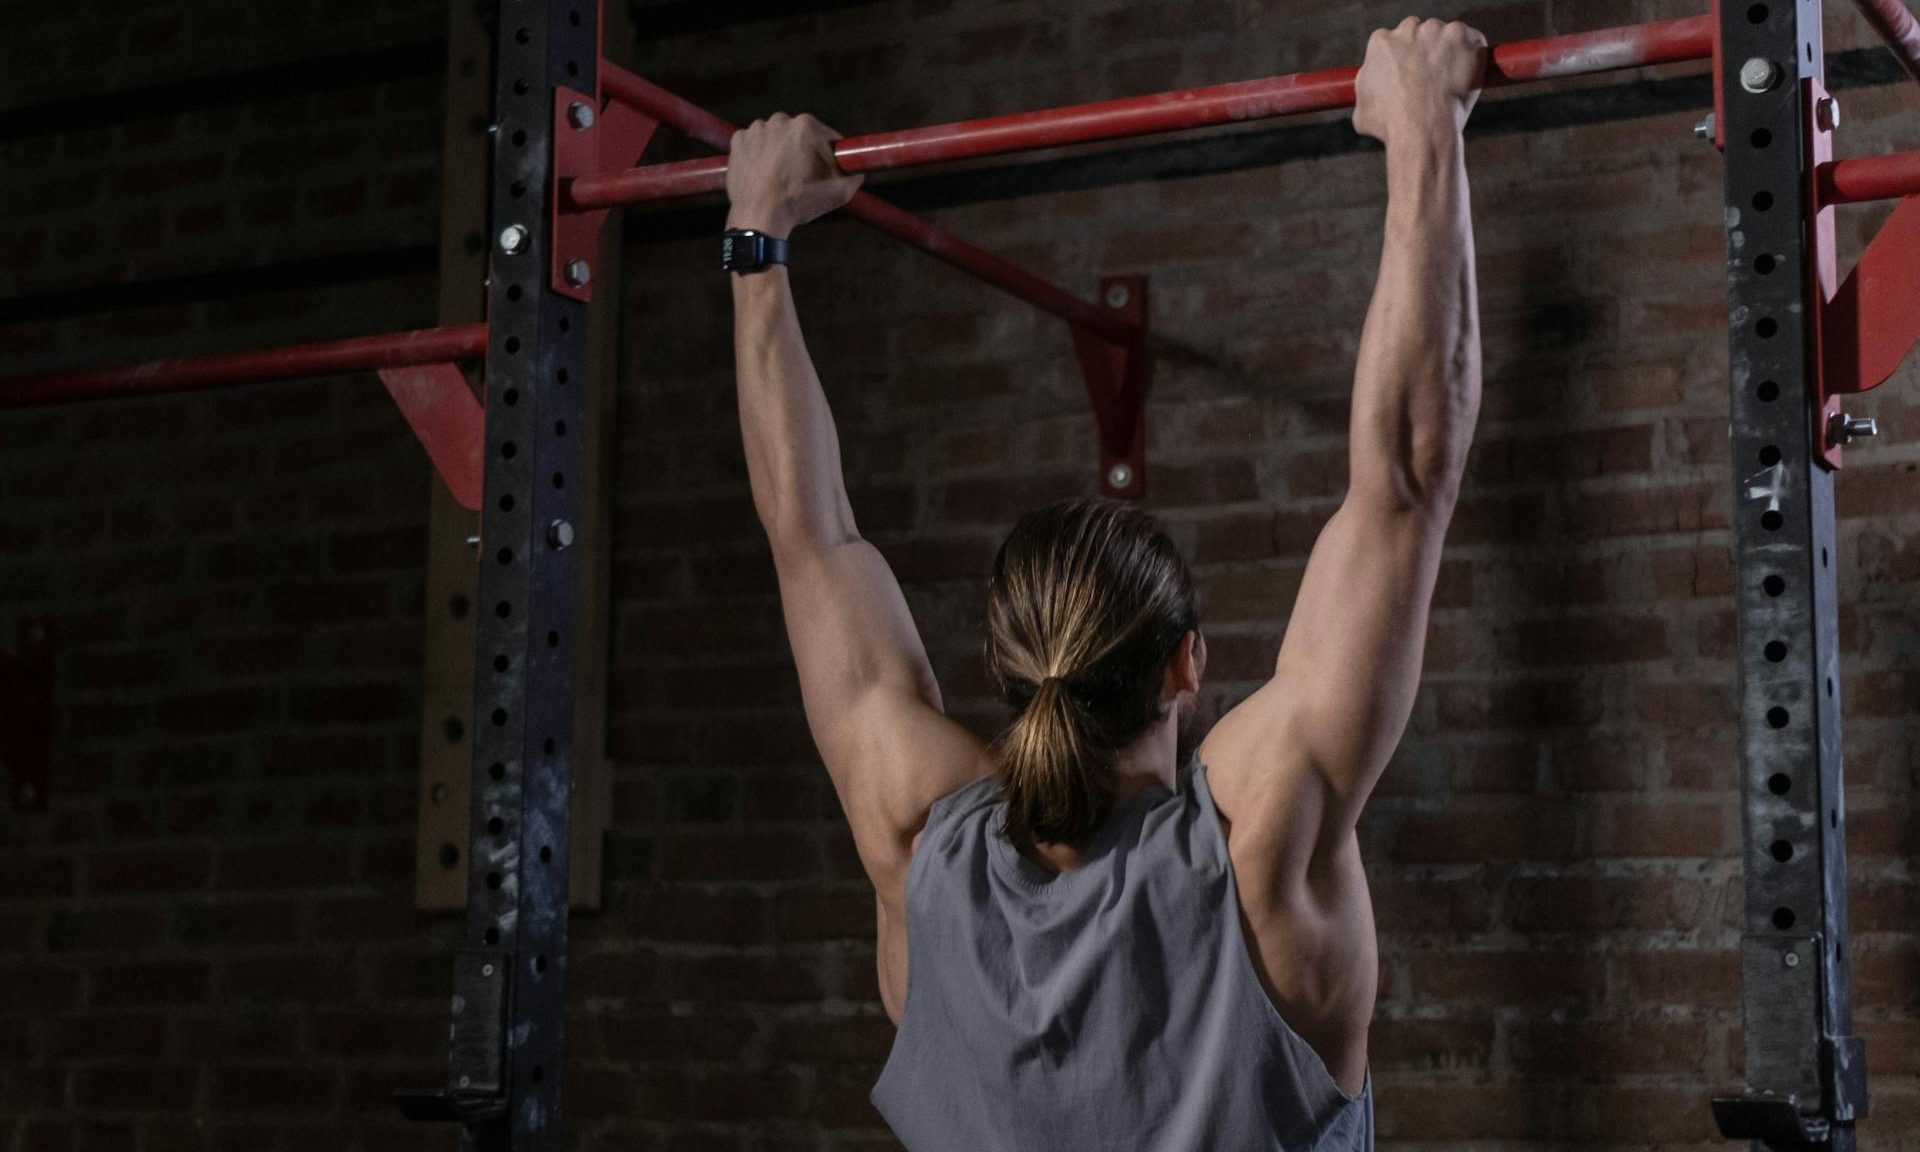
[997,676,1111,848]
[985,498,1200,849]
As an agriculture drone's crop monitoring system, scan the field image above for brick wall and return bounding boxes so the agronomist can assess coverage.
[3,0,1917,1149]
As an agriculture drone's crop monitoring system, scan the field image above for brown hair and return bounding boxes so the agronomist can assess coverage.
[984,497,1200,848]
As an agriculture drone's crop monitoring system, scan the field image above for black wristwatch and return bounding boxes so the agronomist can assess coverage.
[721,228,789,275]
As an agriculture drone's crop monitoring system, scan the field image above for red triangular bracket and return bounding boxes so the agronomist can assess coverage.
[551,85,659,302]
[1070,276,1151,499]
[1823,195,1920,401]
[378,363,486,511]
[0,621,53,812]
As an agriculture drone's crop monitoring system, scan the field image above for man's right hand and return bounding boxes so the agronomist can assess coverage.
[1351,17,1487,145]
[725,113,864,238]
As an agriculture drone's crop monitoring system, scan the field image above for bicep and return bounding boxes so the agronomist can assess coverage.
[773,540,990,889]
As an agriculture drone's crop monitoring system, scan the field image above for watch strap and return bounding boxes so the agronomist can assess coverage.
[721,228,789,274]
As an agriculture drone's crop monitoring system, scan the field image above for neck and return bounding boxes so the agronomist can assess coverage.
[1109,710,1181,801]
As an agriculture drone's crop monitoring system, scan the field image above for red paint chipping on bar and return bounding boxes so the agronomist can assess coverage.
[574,15,1715,209]
[1822,151,1920,204]
[0,323,489,408]
[1850,0,1920,83]
[598,66,1138,346]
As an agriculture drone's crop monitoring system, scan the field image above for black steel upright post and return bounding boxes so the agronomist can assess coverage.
[1713,0,1868,1147]
[397,1,596,1148]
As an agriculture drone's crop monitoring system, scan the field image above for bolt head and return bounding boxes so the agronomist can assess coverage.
[481,964,494,977]
[1740,56,1781,93]
[1694,113,1716,140]
[548,519,575,550]
[458,1075,472,1089]
[1817,96,1842,132]
[499,224,529,255]
[1104,283,1131,309]
[465,535,481,549]
[1107,463,1135,490]
[564,258,592,287]
[1784,950,1801,969]
[568,101,595,130]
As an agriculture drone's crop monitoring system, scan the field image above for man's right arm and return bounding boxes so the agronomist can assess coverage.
[1204,17,1485,907]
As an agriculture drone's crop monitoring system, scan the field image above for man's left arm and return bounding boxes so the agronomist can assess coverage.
[727,115,990,899]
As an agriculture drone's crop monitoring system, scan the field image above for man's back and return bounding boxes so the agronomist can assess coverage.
[871,760,1374,1152]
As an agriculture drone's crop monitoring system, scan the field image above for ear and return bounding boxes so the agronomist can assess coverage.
[1163,630,1202,701]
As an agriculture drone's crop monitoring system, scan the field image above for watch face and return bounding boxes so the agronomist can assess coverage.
[722,231,762,271]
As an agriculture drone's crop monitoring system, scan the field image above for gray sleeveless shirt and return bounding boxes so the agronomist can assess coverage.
[871,759,1374,1151]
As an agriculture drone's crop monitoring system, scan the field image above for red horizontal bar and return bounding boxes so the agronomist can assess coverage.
[1850,0,1920,84]
[1822,151,1920,204]
[573,15,1714,209]
[599,66,1138,345]
[0,323,488,408]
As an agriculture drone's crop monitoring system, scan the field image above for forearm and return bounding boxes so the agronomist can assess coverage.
[1349,126,1481,511]
[732,268,858,550]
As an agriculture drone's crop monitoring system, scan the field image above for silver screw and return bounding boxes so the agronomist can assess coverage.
[548,520,575,550]
[1740,57,1781,93]
[466,535,481,549]
[1816,95,1842,132]
[1107,463,1134,490]
[482,964,494,977]
[1104,283,1131,309]
[499,224,529,255]
[458,1075,472,1089]
[1830,412,1879,446]
[567,101,595,130]
[1694,114,1716,140]
[564,259,592,287]
[1784,950,1801,969]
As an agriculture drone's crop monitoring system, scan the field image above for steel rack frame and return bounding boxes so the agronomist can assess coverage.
[2,3,1920,1147]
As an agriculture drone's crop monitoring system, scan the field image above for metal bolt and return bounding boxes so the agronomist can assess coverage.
[548,520,575,550]
[564,258,592,287]
[1694,113,1716,140]
[1740,56,1781,93]
[466,535,481,549]
[567,101,595,130]
[1784,950,1801,969]
[1107,463,1134,490]
[499,224,529,255]
[481,964,494,977]
[1830,412,1879,446]
[1104,283,1131,309]
[458,1075,472,1089]
[1816,95,1842,132]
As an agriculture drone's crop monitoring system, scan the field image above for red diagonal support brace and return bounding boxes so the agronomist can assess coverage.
[379,363,487,510]
[600,65,1147,493]
[1823,196,1920,394]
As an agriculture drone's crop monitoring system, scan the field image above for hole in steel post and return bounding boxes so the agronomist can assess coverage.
[501,442,517,460]
[1748,3,1768,21]
[1758,380,1779,401]
[513,79,529,96]
[487,871,503,889]
[531,1066,545,1084]
[547,631,560,648]
[1763,575,1786,596]
[504,336,520,355]
[510,181,526,199]
[514,27,530,43]
[1831,809,1838,828]
[512,129,527,147]
[488,816,504,835]
[552,472,565,490]
[1770,839,1793,862]
[495,600,512,619]
[507,284,523,302]
[566,60,579,77]
[444,717,465,742]
[1772,907,1795,930]
[1765,640,1788,662]
[535,955,548,972]
[1760,445,1782,466]
[439,843,460,868]
[494,654,510,673]
[556,368,569,385]
[1767,706,1790,729]
[505,389,519,407]
[543,737,556,755]
[1768,772,1791,795]
[491,708,509,726]
[1756,318,1778,339]
[1828,677,1835,698]
[554,421,567,437]
[539,845,552,863]
[1762,510,1784,531]
[489,762,506,781]
[558,317,570,333]
[450,595,470,619]
[500,494,516,512]
[498,548,513,566]
[484,928,500,946]
[1755,253,1777,275]
[1822,548,1830,568]
[1754,190,1775,211]
[569,9,581,24]
[1751,128,1772,149]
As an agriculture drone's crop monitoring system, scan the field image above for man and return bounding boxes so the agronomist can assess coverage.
[722,17,1484,1149]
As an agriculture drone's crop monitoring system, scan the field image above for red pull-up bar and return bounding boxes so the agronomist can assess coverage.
[571,15,1718,210]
